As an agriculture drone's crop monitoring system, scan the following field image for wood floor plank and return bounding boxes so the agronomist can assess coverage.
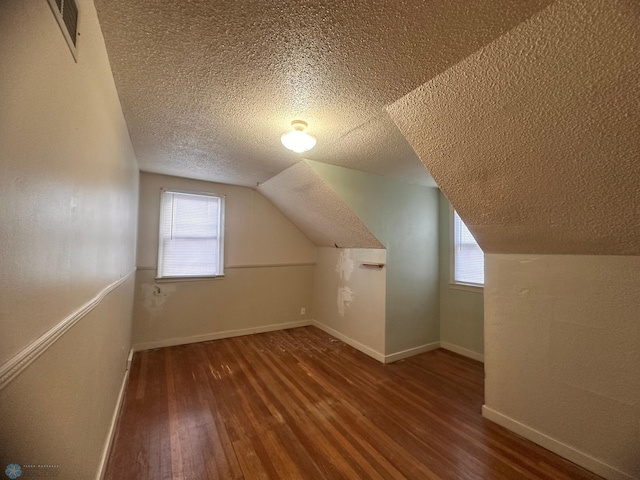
[190,345,242,479]
[104,327,603,480]
[243,333,428,480]
[233,334,390,480]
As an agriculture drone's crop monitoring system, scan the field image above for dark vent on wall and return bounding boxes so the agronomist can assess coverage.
[47,0,79,61]
[62,0,78,46]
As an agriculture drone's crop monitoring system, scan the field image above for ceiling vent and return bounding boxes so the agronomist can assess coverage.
[47,0,79,62]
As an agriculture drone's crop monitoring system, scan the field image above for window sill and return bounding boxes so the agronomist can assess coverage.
[449,282,484,293]
[155,274,225,283]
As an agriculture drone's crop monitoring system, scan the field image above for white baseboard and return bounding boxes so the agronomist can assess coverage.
[96,359,132,480]
[440,341,484,363]
[384,342,440,364]
[482,405,634,480]
[132,320,313,351]
[311,320,385,363]
[126,348,134,371]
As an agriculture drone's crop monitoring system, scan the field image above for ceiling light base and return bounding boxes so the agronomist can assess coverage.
[281,120,316,153]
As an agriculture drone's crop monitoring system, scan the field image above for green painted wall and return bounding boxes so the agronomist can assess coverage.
[438,191,484,356]
[308,160,440,355]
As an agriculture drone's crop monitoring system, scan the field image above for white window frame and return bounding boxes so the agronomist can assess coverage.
[156,188,225,280]
[450,206,484,292]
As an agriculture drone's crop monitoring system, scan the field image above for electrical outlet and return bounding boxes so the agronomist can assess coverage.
[300,307,306,315]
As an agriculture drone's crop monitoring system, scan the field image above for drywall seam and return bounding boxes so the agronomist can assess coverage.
[440,342,485,363]
[96,362,131,480]
[0,269,136,390]
[482,406,634,480]
[312,320,385,363]
[132,320,312,351]
[384,343,440,364]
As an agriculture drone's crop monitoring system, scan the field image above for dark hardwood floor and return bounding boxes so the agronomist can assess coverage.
[104,326,602,479]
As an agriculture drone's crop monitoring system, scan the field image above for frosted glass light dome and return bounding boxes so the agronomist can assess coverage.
[281,120,316,153]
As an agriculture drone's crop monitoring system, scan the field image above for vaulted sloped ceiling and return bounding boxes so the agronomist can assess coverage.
[389,0,640,255]
[258,160,383,248]
[94,0,553,188]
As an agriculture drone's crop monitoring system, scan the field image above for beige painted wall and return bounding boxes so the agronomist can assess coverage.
[484,254,640,479]
[0,0,138,477]
[138,172,316,269]
[308,161,439,355]
[0,277,135,479]
[133,173,316,348]
[312,248,387,359]
[0,0,138,365]
[438,192,484,357]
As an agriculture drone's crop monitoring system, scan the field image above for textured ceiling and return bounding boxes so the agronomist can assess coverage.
[389,0,640,255]
[258,160,383,248]
[94,0,553,187]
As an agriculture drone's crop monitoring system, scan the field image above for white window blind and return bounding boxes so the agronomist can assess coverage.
[157,190,225,278]
[453,210,484,286]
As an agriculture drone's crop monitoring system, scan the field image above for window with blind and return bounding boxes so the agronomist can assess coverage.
[452,210,484,286]
[157,190,225,278]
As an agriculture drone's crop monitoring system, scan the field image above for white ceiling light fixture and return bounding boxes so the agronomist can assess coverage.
[281,120,317,153]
